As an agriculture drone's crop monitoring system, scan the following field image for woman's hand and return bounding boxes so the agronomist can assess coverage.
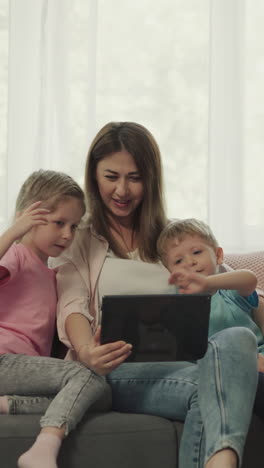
[78,326,132,375]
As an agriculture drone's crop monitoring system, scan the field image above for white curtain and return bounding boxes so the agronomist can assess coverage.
[2,0,98,225]
[208,0,264,252]
[208,0,245,251]
[1,0,264,253]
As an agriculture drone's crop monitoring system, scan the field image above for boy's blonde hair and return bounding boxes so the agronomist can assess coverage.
[16,169,86,214]
[157,218,219,263]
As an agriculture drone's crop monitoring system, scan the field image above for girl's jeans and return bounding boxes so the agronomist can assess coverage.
[107,327,258,468]
[0,353,109,435]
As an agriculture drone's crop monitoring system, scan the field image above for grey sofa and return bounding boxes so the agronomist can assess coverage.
[1,332,264,468]
[1,406,264,468]
[4,250,264,467]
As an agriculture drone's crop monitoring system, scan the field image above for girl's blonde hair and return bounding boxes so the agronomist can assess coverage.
[84,121,167,262]
[16,169,85,214]
[157,218,219,263]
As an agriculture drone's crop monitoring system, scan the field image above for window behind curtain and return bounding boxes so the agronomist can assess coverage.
[1,1,264,253]
[95,0,209,221]
[244,1,264,249]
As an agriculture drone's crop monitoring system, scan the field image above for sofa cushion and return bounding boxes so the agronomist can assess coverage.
[0,412,178,468]
[224,251,264,291]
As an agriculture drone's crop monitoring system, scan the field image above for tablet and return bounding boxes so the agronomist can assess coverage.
[101,294,211,362]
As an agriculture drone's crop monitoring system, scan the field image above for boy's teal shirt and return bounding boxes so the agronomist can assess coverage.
[209,289,264,355]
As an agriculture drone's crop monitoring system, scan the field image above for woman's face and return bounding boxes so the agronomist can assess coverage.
[95,149,144,225]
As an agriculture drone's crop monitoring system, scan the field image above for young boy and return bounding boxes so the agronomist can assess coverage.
[157,218,264,358]
[157,218,264,419]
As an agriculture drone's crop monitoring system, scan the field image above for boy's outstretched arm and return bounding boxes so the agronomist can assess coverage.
[204,269,257,297]
[169,268,257,297]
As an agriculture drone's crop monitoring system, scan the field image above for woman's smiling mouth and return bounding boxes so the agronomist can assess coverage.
[113,199,130,208]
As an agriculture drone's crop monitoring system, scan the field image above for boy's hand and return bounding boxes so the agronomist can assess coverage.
[78,326,132,375]
[169,267,211,294]
[10,201,50,240]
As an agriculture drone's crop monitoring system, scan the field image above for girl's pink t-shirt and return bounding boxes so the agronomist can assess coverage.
[0,243,57,356]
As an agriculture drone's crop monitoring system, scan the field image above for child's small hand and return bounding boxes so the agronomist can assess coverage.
[169,267,209,294]
[258,353,264,372]
[78,326,132,375]
[11,201,50,240]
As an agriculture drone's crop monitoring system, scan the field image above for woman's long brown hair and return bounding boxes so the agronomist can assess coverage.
[85,122,167,262]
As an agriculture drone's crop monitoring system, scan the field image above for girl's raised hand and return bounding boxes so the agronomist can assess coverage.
[78,326,132,376]
[11,201,50,240]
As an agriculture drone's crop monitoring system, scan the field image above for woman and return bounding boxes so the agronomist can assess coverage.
[55,122,258,468]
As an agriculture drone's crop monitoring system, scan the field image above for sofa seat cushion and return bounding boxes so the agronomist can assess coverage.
[0,412,178,468]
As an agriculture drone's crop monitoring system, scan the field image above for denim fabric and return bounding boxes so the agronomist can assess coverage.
[8,395,53,414]
[0,354,109,435]
[107,327,258,468]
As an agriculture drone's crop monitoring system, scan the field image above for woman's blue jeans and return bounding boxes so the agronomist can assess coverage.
[107,327,258,468]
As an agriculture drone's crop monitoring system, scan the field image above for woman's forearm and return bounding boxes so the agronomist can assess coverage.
[65,313,93,355]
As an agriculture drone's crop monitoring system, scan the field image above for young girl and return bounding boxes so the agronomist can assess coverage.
[0,170,110,468]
